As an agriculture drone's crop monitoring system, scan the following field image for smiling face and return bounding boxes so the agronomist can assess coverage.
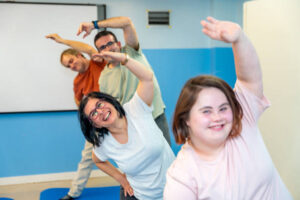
[84,98,117,129]
[186,87,233,150]
[61,53,87,73]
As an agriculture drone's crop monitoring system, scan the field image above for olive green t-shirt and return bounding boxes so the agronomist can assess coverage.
[99,45,165,118]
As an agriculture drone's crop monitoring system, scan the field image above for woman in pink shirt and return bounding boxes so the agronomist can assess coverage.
[164,17,293,200]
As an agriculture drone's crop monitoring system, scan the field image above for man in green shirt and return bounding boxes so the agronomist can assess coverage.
[77,16,171,148]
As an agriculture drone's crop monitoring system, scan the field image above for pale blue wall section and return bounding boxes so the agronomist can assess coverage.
[144,48,212,154]
[0,112,84,177]
[0,0,244,177]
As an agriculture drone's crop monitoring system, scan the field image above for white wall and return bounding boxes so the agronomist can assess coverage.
[244,0,300,198]
[0,0,245,49]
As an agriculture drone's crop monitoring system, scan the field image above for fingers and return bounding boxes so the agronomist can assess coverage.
[201,19,216,33]
[128,186,134,196]
[77,23,92,38]
[45,34,54,39]
[206,16,217,24]
[83,32,89,39]
[124,186,134,197]
[124,187,127,197]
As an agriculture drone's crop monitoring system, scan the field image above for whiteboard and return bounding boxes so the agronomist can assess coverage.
[0,2,103,113]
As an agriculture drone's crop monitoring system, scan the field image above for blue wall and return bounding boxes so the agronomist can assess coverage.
[0,47,235,177]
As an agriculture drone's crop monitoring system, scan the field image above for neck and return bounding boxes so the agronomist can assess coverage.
[80,59,90,73]
[108,116,127,135]
[188,139,225,161]
[107,61,119,69]
[109,116,128,144]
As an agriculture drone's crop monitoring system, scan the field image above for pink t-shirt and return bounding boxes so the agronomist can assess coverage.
[164,81,293,200]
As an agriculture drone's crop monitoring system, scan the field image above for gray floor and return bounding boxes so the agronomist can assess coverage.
[0,176,119,200]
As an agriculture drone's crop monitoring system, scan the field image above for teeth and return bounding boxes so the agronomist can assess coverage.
[104,112,110,121]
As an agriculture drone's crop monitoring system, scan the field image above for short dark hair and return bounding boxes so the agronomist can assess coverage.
[172,75,243,144]
[94,30,118,47]
[78,92,125,147]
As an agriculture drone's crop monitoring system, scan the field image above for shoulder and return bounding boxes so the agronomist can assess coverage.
[165,144,199,197]
[168,143,197,181]
[124,92,152,113]
[122,45,142,56]
[89,59,106,68]
[234,80,270,124]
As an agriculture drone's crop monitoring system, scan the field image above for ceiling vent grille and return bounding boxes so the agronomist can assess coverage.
[148,11,170,25]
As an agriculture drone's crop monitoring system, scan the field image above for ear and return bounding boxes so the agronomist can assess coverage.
[186,119,191,127]
[117,41,122,48]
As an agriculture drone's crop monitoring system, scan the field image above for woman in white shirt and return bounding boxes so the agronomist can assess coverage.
[78,51,174,200]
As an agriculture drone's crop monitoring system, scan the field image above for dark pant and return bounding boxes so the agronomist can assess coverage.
[154,111,171,146]
[120,186,139,200]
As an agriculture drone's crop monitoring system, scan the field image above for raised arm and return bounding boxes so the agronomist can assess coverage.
[45,33,98,58]
[92,51,153,106]
[77,16,139,50]
[201,17,263,98]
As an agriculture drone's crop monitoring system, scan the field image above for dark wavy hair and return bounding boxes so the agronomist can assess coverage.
[172,75,243,144]
[78,92,125,147]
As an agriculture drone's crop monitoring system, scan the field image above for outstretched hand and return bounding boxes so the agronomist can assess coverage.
[77,22,94,39]
[45,33,63,43]
[201,17,242,43]
[92,51,127,63]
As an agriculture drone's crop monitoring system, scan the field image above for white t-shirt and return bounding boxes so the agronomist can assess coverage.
[164,81,293,200]
[93,93,175,200]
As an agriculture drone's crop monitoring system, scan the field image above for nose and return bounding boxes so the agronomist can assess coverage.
[96,107,104,115]
[69,63,76,70]
[211,112,222,122]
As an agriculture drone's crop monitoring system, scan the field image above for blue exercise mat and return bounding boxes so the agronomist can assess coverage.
[40,186,120,200]
[0,198,14,200]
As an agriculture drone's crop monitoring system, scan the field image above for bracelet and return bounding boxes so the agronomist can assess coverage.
[92,20,99,29]
[121,53,129,65]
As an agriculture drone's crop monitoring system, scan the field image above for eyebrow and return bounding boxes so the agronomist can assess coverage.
[199,102,230,111]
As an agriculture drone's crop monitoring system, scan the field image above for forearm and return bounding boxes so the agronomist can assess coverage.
[125,57,153,83]
[96,16,139,50]
[94,160,125,184]
[124,56,154,105]
[233,32,263,96]
[63,39,97,57]
[233,32,261,82]
[96,16,131,29]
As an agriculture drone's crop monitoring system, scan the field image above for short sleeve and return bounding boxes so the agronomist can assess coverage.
[123,92,153,117]
[122,44,142,57]
[93,146,109,161]
[234,80,270,125]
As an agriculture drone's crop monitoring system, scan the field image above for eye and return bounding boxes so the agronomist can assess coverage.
[91,110,98,118]
[99,45,105,51]
[69,58,73,64]
[220,106,229,112]
[202,110,211,114]
[107,41,114,46]
[96,102,104,109]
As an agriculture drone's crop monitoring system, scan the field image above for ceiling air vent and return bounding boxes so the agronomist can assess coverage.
[147,11,170,26]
